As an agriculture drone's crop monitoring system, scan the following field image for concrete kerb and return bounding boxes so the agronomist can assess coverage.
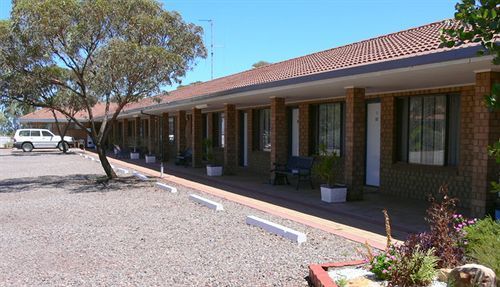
[80,150,388,250]
[246,215,307,244]
[133,171,149,181]
[156,182,178,193]
[189,194,224,211]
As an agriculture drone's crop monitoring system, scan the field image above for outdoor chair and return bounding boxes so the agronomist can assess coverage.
[113,144,129,159]
[271,156,314,190]
[175,148,192,167]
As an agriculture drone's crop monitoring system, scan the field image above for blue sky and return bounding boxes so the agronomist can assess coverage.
[0,0,459,90]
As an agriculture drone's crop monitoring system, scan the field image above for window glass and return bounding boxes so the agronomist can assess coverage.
[219,113,225,148]
[259,109,271,151]
[42,131,53,137]
[19,130,30,137]
[407,95,449,165]
[318,103,342,154]
[168,116,175,143]
[30,131,41,137]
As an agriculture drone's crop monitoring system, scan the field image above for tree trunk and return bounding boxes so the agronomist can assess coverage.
[96,144,117,179]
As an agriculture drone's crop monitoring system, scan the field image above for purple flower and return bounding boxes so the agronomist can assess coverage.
[382,270,387,274]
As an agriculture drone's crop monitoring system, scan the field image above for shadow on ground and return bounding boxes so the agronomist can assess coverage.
[0,174,151,194]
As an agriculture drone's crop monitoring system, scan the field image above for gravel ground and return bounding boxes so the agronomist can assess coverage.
[0,149,363,286]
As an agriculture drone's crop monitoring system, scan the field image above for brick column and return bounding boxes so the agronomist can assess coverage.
[271,97,287,167]
[298,103,310,156]
[379,96,396,194]
[471,71,500,216]
[162,112,169,161]
[224,104,237,174]
[134,117,140,148]
[176,110,186,152]
[192,108,203,168]
[147,115,154,154]
[123,119,129,148]
[344,87,366,200]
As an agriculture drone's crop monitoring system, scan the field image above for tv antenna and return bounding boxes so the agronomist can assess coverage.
[199,19,214,80]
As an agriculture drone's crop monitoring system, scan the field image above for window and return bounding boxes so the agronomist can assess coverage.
[219,112,225,148]
[253,109,271,151]
[211,112,225,147]
[19,130,30,137]
[30,131,41,137]
[397,94,460,166]
[168,116,175,143]
[42,131,53,137]
[317,103,343,154]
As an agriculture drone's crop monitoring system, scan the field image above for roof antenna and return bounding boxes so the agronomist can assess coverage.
[199,19,214,80]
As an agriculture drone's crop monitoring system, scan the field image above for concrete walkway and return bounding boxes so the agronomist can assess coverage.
[85,151,434,250]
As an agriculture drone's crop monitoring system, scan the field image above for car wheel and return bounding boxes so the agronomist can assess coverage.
[22,142,33,152]
[58,141,69,151]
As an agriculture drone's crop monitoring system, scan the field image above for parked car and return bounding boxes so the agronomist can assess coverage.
[13,129,74,152]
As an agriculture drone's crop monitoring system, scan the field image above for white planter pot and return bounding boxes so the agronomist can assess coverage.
[206,165,223,176]
[130,152,140,160]
[145,155,156,164]
[320,185,347,203]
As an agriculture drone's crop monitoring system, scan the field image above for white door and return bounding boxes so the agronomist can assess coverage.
[291,108,299,156]
[366,102,381,186]
[243,112,248,166]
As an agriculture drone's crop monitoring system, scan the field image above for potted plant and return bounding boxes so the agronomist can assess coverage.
[130,146,140,160]
[313,144,346,203]
[203,138,222,176]
[145,152,156,163]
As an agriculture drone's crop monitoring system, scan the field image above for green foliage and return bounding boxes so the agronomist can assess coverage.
[463,217,500,275]
[252,61,271,68]
[335,276,348,287]
[313,144,340,187]
[369,250,396,280]
[441,0,500,111]
[441,0,500,63]
[0,0,205,178]
[202,138,216,165]
[388,247,438,287]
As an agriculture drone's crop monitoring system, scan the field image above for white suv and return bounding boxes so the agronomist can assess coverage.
[13,129,74,152]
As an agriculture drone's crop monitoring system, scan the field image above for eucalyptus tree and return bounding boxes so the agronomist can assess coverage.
[0,0,206,179]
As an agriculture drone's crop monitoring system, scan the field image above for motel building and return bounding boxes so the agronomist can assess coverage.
[20,20,500,217]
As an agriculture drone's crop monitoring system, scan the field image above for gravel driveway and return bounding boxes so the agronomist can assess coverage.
[0,149,362,286]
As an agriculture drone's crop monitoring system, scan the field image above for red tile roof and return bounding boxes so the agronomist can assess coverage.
[22,19,475,120]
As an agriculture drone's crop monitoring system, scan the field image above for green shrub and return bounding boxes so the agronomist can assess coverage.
[464,217,500,275]
[388,247,438,287]
[369,250,396,280]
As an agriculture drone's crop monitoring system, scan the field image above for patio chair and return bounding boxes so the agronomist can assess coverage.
[175,148,192,167]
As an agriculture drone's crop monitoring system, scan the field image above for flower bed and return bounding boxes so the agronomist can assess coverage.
[309,185,499,287]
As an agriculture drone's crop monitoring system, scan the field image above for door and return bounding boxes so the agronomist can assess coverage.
[41,130,56,148]
[366,102,381,186]
[291,108,299,156]
[30,130,42,148]
[243,112,248,166]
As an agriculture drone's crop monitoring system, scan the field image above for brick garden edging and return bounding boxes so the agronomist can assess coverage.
[308,260,366,287]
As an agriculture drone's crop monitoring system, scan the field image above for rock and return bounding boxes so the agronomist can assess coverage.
[447,264,496,287]
[437,268,452,282]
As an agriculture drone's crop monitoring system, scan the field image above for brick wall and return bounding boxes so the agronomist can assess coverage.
[378,85,476,210]
[192,108,202,167]
[224,104,237,174]
[271,97,287,167]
